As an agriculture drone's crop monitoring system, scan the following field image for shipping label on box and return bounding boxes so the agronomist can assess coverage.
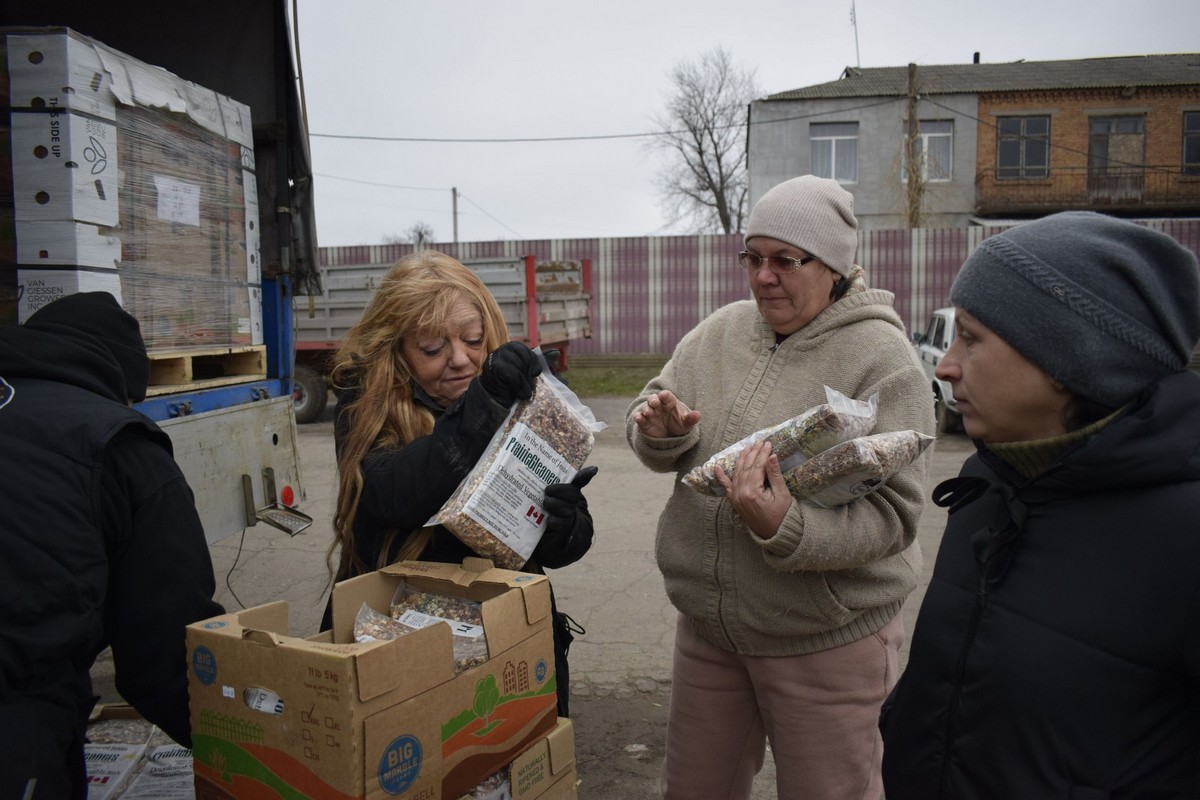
[187,560,558,799]
[11,111,119,225]
[17,267,122,321]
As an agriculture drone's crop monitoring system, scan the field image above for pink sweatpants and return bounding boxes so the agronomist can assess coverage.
[661,613,903,800]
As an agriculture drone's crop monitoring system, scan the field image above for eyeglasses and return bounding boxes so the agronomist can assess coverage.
[738,251,818,275]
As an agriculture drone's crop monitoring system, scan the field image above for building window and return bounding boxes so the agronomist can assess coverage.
[997,115,1049,179]
[1185,112,1200,176]
[902,120,953,182]
[810,122,858,183]
[1088,115,1145,201]
[1089,116,1145,170]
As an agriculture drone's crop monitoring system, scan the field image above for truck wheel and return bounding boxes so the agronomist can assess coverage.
[934,389,961,435]
[293,365,328,424]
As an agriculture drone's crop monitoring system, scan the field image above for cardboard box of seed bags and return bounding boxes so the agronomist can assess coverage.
[185,558,558,799]
[457,717,578,800]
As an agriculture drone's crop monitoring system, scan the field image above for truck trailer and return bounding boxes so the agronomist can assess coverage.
[0,0,321,543]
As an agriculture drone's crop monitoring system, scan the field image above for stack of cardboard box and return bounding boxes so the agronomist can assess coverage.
[186,559,578,799]
[0,27,262,349]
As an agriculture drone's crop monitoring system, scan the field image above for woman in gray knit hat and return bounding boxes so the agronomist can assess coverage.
[626,175,934,800]
[881,211,1200,798]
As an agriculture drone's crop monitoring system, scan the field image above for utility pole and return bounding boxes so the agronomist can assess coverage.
[905,63,924,228]
[452,187,459,243]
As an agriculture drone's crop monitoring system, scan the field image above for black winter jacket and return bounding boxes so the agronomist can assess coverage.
[326,378,594,715]
[0,323,223,799]
[881,371,1200,799]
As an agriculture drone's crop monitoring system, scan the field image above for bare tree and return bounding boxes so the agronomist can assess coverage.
[649,48,759,234]
[406,221,436,247]
[384,221,437,247]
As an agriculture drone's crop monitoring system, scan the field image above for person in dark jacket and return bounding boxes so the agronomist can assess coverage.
[323,250,597,717]
[880,212,1200,798]
[0,291,224,799]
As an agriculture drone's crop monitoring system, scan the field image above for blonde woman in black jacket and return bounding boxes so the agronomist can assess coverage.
[322,250,596,717]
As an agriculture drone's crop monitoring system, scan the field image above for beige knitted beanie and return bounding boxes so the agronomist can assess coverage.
[745,175,858,277]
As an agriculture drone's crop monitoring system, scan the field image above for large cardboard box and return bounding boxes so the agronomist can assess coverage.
[186,559,559,799]
[453,719,576,800]
[497,717,578,800]
[0,27,262,349]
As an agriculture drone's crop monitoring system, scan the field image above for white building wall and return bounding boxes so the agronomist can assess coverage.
[748,93,979,230]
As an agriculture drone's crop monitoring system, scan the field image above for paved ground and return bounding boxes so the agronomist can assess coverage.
[93,393,974,799]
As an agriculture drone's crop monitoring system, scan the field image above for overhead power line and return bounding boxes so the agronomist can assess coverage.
[311,130,658,144]
[314,173,445,191]
[308,99,899,144]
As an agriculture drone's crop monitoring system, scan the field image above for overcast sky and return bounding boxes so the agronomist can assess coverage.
[294,0,1197,246]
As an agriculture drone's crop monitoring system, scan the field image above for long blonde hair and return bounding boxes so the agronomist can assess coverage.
[327,251,510,580]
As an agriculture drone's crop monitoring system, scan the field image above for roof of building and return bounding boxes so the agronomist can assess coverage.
[762,53,1200,101]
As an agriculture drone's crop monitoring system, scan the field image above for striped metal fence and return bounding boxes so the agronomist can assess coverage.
[318,219,1200,357]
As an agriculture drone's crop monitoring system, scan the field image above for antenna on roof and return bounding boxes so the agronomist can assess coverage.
[850,1,862,68]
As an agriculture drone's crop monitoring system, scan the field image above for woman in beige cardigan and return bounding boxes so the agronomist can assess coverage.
[627,175,934,800]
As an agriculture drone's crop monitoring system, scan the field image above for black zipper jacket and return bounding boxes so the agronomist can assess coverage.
[882,371,1200,799]
[0,323,223,798]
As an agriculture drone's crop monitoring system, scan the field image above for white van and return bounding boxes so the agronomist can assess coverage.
[912,308,962,434]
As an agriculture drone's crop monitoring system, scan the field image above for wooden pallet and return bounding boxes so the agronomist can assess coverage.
[146,345,266,396]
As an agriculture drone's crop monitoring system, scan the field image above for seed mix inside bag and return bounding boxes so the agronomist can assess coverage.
[428,371,605,568]
[782,429,934,508]
[682,386,878,496]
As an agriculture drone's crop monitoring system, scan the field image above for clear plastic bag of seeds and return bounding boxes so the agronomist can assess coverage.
[389,581,490,673]
[429,369,605,569]
[465,768,511,800]
[353,601,416,643]
[782,430,934,508]
[682,386,877,496]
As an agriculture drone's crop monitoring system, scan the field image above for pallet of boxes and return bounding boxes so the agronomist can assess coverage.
[0,25,264,385]
[186,370,596,799]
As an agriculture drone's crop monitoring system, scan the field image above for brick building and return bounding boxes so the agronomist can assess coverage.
[748,53,1200,229]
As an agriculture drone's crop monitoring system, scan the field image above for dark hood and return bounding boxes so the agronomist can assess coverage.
[0,324,130,404]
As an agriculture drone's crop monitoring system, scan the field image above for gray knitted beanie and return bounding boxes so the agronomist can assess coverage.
[950,211,1200,407]
[745,175,858,277]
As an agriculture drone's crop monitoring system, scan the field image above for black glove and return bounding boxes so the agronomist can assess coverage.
[541,348,562,377]
[479,341,543,408]
[535,466,598,568]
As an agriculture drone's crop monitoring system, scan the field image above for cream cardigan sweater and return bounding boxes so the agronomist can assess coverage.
[627,290,935,656]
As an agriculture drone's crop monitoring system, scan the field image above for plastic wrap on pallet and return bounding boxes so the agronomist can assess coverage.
[0,27,262,351]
